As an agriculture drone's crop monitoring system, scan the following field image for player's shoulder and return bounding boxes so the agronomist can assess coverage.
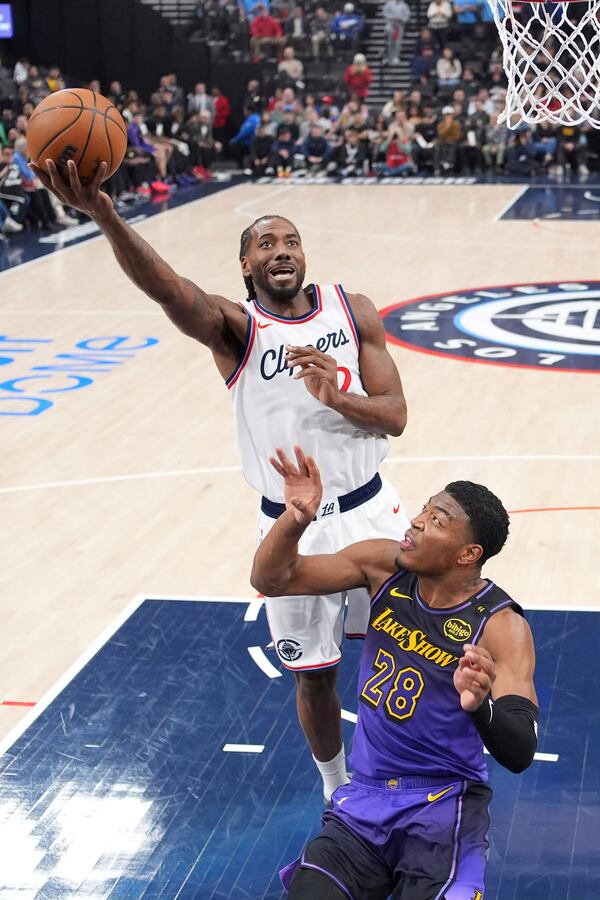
[479,593,533,652]
[341,291,383,336]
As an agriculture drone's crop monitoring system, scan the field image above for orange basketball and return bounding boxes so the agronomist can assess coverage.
[26,88,127,185]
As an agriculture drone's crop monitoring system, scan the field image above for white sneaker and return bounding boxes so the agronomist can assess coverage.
[57,215,79,227]
[578,164,590,176]
[3,217,23,234]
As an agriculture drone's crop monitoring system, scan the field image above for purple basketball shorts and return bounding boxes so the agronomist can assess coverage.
[280,773,491,899]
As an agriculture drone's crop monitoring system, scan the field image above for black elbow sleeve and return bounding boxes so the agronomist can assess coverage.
[471,694,539,773]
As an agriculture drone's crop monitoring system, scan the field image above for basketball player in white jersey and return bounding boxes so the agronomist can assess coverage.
[34,158,410,802]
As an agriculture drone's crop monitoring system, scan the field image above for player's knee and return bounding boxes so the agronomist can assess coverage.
[295,668,337,702]
[288,865,348,899]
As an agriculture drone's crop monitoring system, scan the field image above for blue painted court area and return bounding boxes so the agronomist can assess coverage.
[501,185,600,220]
[0,599,598,899]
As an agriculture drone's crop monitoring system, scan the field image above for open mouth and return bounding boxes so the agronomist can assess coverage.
[268,265,296,281]
[400,531,416,551]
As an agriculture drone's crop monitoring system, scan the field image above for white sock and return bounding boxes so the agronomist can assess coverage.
[313,746,349,802]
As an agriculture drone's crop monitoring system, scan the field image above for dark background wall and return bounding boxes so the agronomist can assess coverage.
[3,0,209,101]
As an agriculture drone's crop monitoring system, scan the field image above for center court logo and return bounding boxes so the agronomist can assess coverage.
[380,281,600,373]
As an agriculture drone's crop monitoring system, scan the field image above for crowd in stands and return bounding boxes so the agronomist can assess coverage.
[190,0,366,62]
[0,0,595,244]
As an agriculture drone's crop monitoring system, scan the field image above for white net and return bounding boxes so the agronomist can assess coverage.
[488,0,600,127]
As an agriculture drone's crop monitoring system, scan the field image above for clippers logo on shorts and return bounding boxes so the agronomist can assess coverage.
[381,282,600,373]
[443,618,472,642]
[277,638,303,662]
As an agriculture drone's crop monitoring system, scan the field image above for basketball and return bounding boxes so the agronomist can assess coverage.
[26,88,127,185]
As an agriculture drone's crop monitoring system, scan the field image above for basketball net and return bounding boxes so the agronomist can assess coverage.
[488,0,600,127]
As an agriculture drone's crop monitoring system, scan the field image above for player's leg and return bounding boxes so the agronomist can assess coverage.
[287,867,347,899]
[259,510,350,802]
[263,589,348,801]
[295,667,346,799]
[284,815,392,900]
[390,781,491,900]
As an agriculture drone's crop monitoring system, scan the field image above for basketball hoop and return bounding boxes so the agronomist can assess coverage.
[487,0,600,127]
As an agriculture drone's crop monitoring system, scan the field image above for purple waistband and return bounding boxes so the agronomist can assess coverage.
[351,771,464,790]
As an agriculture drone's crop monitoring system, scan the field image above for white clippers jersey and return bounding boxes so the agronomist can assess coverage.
[227,283,389,502]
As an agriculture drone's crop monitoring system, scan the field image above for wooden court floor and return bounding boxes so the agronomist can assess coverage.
[1,182,599,742]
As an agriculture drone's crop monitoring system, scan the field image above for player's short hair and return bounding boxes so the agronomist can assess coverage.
[445,481,510,564]
[239,215,299,301]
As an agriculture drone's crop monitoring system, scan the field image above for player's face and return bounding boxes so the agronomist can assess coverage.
[397,491,481,575]
[242,219,307,303]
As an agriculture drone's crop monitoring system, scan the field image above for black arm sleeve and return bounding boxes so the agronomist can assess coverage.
[470,694,539,773]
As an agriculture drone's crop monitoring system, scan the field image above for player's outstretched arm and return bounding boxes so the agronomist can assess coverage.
[286,293,407,436]
[250,446,394,597]
[455,610,539,773]
[30,160,245,360]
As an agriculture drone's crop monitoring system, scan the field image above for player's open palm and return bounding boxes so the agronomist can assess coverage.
[453,644,495,712]
[30,158,113,221]
[270,446,322,525]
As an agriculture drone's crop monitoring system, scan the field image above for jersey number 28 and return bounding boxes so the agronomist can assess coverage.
[360,648,425,722]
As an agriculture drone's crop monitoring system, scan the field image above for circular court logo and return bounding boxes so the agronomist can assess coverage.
[381,281,600,373]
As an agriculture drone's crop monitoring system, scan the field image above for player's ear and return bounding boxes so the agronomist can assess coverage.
[457,543,483,567]
[240,256,251,277]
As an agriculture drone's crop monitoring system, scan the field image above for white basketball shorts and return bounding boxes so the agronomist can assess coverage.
[257,476,410,671]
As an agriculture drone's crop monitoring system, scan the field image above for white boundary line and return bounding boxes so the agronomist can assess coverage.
[0,592,147,757]
[494,185,529,222]
[247,646,282,679]
[0,594,254,756]
[483,747,558,763]
[0,180,244,282]
[2,454,599,496]
[223,743,264,753]
[245,597,265,621]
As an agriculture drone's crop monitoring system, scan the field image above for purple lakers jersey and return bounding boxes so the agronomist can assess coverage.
[350,570,524,782]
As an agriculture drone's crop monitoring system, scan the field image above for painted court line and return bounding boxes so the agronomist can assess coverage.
[1,701,36,708]
[484,748,558,763]
[248,646,282,679]
[0,180,240,280]
[0,592,146,757]
[223,743,264,753]
[2,455,599,496]
[0,594,256,753]
[493,185,529,222]
[244,596,265,622]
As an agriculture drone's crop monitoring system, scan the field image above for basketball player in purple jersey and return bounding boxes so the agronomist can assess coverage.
[252,447,538,899]
[34,159,410,803]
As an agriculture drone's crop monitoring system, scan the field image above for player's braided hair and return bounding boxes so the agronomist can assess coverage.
[445,481,510,564]
[239,215,298,301]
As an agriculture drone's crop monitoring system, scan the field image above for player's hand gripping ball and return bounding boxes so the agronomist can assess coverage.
[26,88,127,186]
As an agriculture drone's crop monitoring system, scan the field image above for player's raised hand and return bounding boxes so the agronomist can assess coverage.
[286,345,341,407]
[29,159,113,222]
[453,644,496,712]
[270,445,322,525]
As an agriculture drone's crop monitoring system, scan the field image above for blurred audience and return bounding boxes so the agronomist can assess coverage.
[0,2,595,255]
